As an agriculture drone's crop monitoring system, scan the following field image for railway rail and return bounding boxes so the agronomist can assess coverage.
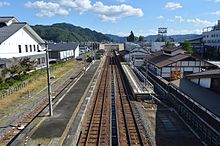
[0,65,87,146]
[78,51,148,146]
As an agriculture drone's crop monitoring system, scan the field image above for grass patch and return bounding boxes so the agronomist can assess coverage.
[30,138,51,146]
[0,59,77,94]
[0,59,82,126]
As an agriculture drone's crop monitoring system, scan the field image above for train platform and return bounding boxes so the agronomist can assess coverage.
[121,62,154,100]
[27,61,100,145]
[172,79,220,129]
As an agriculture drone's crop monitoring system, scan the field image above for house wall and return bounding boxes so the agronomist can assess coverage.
[160,59,214,79]
[60,50,74,60]
[0,27,44,58]
[49,52,60,60]
[0,27,46,68]
[75,46,80,58]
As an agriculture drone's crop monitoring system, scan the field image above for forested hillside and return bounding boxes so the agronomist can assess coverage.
[32,23,110,42]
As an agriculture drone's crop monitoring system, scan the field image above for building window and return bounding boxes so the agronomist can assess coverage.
[30,45,32,52]
[0,64,6,68]
[42,57,46,63]
[18,45,22,53]
[34,45,36,52]
[25,45,28,52]
[37,45,39,52]
[37,58,41,65]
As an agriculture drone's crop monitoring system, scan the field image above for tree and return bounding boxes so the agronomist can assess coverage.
[19,57,35,73]
[182,41,193,54]
[8,65,23,77]
[127,31,135,42]
[138,35,145,42]
[1,67,9,78]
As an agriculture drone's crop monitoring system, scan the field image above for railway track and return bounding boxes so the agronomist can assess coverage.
[78,52,111,146]
[78,51,148,146]
[0,66,85,146]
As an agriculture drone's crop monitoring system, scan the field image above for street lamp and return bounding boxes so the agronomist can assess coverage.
[42,43,53,116]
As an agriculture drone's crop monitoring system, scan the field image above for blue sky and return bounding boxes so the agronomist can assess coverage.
[1,0,220,36]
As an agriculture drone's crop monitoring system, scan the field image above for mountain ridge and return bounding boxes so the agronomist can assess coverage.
[32,23,110,42]
[105,34,201,42]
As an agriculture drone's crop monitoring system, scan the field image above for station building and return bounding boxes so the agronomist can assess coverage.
[145,46,218,80]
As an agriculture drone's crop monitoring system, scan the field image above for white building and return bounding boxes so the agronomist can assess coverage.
[48,42,79,63]
[146,46,218,80]
[202,20,220,52]
[0,16,46,68]
[124,47,150,66]
[150,42,165,52]
[99,43,124,51]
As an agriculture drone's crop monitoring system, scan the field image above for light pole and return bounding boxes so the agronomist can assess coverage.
[44,43,53,116]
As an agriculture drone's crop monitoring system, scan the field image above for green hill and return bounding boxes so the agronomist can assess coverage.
[32,23,110,42]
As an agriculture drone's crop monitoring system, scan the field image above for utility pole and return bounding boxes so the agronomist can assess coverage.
[45,43,53,116]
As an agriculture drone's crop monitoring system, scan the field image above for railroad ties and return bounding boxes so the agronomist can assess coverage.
[78,51,149,146]
[0,70,83,145]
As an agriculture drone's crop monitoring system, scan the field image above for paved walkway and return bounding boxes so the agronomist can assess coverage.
[30,61,99,140]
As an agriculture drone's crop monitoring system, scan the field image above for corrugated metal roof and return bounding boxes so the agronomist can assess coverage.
[0,22,26,43]
[48,43,79,51]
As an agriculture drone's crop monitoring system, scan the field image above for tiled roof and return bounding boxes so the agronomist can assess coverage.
[185,69,220,79]
[146,51,192,68]
[162,46,181,52]
[0,16,14,23]
[0,22,26,43]
[48,43,79,51]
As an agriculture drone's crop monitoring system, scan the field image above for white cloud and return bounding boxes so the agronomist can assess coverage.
[114,0,126,2]
[92,2,144,22]
[0,1,10,7]
[186,18,213,26]
[168,29,202,35]
[59,0,92,14]
[25,0,143,22]
[167,15,184,23]
[211,11,220,15]
[156,16,164,20]
[165,2,182,10]
[25,1,69,17]
[174,15,184,23]
[208,0,220,2]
